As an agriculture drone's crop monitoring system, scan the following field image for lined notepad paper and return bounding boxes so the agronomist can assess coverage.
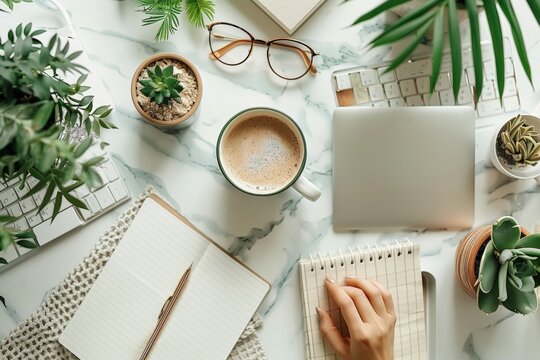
[59,197,270,360]
[299,242,426,360]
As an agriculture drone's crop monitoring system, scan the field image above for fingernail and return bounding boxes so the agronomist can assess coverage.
[325,276,335,284]
[316,307,322,318]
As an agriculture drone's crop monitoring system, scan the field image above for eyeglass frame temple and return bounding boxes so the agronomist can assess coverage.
[207,23,318,77]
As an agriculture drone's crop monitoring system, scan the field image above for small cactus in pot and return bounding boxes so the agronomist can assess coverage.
[477,216,540,315]
[499,114,540,167]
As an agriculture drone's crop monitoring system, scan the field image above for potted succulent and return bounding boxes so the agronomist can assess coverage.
[350,0,540,101]
[131,53,203,131]
[490,114,540,181]
[456,216,540,314]
[0,23,114,258]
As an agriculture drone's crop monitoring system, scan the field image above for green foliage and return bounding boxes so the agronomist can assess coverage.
[349,0,539,103]
[500,114,540,167]
[0,214,36,267]
[135,0,215,42]
[0,23,116,223]
[139,65,183,105]
[477,216,540,315]
[0,0,31,10]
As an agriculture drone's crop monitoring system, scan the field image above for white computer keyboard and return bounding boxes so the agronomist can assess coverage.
[0,144,129,271]
[332,42,521,118]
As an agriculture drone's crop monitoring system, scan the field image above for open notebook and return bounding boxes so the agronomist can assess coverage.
[59,195,270,359]
[299,242,426,360]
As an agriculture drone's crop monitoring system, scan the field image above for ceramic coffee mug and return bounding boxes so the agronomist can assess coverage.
[490,102,540,183]
[217,107,321,202]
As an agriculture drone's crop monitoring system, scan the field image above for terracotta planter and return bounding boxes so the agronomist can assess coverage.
[130,52,203,131]
[455,225,530,298]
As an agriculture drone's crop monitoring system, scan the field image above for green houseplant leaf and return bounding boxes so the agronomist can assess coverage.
[478,241,498,293]
[502,281,538,314]
[448,0,462,101]
[477,280,499,313]
[491,216,520,251]
[464,0,483,101]
[429,6,445,93]
[483,0,505,98]
[527,0,540,26]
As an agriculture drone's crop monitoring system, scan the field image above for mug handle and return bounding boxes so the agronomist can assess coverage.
[292,176,321,202]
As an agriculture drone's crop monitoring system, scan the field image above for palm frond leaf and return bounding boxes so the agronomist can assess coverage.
[184,0,215,28]
[465,0,483,102]
[430,6,445,93]
[371,8,438,46]
[351,0,415,25]
[384,20,434,73]
[137,0,182,42]
[448,0,462,101]
[528,0,540,25]
[483,0,506,99]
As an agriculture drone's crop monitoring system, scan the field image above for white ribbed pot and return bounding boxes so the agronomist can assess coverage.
[490,114,540,183]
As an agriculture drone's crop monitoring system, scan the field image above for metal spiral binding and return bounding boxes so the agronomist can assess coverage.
[307,240,414,272]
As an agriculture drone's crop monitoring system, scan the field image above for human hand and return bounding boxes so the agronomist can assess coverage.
[317,277,396,360]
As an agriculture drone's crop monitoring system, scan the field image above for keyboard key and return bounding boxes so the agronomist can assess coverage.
[377,67,396,83]
[26,210,42,227]
[503,96,520,112]
[40,202,54,221]
[457,87,473,105]
[399,79,416,97]
[33,188,47,208]
[84,194,101,214]
[406,95,424,106]
[6,177,20,186]
[388,98,405,107]
[384,82,401,99]
[462,50,473,68]
[368,84,385,102]
[335,73,352,91]
[481,81,497,101]
[416,77,430,94]
[108,180,128,202]
[14,182,29,198]
[484,59,496,80]
[466,67,476,85]
[481,44,495,61]
[74,184,90,198]
[7,203,22,218]
[359,69,379,86]
[423,93,441,106]
[19,197,36,214]
[371,101,389,108]
[435,74,451,91]
[439,89,456,105]
[33,207,82,246]
[0,182,6,192]
[477,99,503,117]
[396,59,431,80]
[503,77,517,97]
[0,245,18,265]
[350,72,370,104]
[13,218,29,231]
[26,176,39,188]
[0,188,17,208]
[504,58,515,78]
[95,187,114,209]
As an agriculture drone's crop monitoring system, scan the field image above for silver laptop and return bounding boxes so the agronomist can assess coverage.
[333,106,475,231]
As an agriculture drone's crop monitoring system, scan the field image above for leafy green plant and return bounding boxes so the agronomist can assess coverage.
[0,23,116,222]
[135,0,215,42]
[500,114,540,167]
[139,64,183,104]
[349,0,540,103]
[477,216,540,315]
[0,215,37,266]
[0,0,31,10]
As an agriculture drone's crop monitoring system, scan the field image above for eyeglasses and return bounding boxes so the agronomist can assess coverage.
[206,22,320,80]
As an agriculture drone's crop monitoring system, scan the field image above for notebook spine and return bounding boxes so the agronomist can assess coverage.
[307,239,415,272]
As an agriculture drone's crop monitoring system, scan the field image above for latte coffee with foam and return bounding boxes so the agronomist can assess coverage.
[221,115,302,193]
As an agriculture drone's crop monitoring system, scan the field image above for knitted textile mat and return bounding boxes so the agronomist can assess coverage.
[0,188,267,360]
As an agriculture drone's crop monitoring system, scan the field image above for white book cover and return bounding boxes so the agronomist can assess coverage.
[252,0,326,34]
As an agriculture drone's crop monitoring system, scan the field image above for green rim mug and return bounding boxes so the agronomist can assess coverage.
[216,107,321,202]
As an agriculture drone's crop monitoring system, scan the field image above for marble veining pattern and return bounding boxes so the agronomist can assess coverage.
[1,1,540,360]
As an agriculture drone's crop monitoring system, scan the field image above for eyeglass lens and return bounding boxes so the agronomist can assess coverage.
[209,23,314,80]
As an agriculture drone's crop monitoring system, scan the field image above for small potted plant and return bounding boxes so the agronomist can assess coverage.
[456,216,540,315]
[489,114,540,181]
[131,53,203,131]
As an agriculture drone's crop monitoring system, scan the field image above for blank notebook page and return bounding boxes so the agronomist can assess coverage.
[299,243,426,360]
[59,198,269,360]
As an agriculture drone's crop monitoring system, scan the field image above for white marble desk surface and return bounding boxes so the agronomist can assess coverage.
[2,1,540,359]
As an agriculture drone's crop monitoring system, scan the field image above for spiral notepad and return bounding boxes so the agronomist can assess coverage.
[299,242,427,360]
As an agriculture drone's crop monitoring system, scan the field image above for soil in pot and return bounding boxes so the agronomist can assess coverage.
[136,58,198,121]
